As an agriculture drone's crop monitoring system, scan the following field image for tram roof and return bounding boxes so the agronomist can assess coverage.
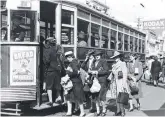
[44,0,146,35]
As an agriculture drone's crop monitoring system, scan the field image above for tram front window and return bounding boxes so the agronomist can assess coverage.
[10,10,37,42]
[1,1,7,42]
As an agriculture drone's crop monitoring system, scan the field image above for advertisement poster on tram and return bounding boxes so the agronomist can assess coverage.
[10,46,36,86]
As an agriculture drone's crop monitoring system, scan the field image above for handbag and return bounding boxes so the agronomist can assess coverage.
[118,71,123,79]
[117,88,129,105]
[129,81,139,95]
[90,77,101,93]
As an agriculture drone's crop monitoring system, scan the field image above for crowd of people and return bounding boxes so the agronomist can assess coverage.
[42,37,165,117]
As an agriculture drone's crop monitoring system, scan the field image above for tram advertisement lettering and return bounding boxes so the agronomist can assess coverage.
[10,46,36,86]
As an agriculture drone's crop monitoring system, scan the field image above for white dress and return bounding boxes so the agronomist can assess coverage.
[108,60,129,95]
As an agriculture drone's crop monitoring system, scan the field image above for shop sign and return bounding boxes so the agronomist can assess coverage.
[10,46,36,86]
[143,19,165,29]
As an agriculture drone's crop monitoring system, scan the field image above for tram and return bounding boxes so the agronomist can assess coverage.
[0,0,146,115]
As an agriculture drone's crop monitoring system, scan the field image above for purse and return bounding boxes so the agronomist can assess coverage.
[118,71,123,79]
[117,88,129,105]
[90,77,101,93]
[129,81,139,95]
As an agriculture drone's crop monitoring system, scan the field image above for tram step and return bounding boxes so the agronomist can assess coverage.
[33,102,61,110]
[0,111,22,116]
[1,108,21,112]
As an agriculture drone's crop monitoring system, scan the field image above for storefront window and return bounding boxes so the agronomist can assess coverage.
[62,10,74,25]
[61,27,74,45]
[134,38,138,52]
[139,39,142,52]
[91,23,100,47]
[118,32,123,50]
[130,36,133,52]
[124,35,129,51]
[101,27,109,48]
[77,19,89,47]
[10,10,37,42]
[110,30,117,49]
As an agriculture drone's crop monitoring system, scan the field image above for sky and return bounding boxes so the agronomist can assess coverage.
[101,0,165,27]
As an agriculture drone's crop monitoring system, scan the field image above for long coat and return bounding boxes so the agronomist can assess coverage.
[65,59,85,104]
[151,60,161,81]
[91,59,109,101]
[127,59,143,98]
[108,60,129,95]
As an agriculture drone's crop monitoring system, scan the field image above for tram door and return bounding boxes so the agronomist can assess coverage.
[40,1,56,103]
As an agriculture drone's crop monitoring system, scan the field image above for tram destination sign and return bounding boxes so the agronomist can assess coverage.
[10,46,36,86]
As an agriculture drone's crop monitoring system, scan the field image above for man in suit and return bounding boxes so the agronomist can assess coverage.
[151,56,161,86]
[43,37,63,106]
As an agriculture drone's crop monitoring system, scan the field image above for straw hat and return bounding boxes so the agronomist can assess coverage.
[65,51,73,57]
[110,51,121,58]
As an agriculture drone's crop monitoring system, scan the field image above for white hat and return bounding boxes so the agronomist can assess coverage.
[110,51,121,58]
[65,51,73,57]
[46,37,56,41]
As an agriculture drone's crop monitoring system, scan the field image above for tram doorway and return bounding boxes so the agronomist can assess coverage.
[39,1,57,107]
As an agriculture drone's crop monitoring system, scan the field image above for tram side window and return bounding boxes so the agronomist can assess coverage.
[61,27,74,45]
[139,39,142,52]
[62,10,74,25]
[135,38,138,52]
[118,32,123,50]
[77,19,89,47]
[110,30,117,49]
[142,40,145,53]
[10,10,37,42]
[130,36,133,52]
[124,34,129,51]
[101,27,109,48]
[91,23,100,47]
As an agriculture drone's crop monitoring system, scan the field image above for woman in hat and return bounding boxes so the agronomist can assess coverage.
[81,50,96,112]
[89,51,109,116]
[64,51,85,117]
[127,54,143,111]
[108,51,129,116]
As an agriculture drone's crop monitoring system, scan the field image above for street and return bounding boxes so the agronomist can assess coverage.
[22,80,165,116]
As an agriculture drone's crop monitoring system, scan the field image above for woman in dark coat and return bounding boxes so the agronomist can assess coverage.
[151,56,161,86]
[64,51,85,117]
[89,51,109,116]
